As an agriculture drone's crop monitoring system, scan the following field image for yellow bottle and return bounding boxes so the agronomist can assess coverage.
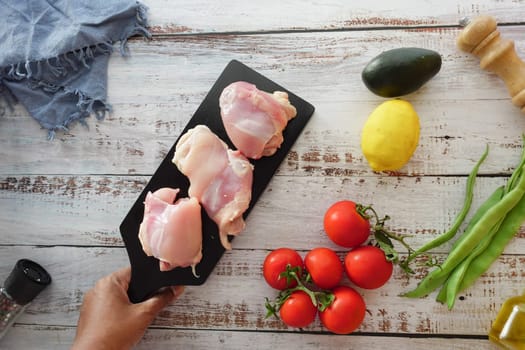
[489,293,525,349]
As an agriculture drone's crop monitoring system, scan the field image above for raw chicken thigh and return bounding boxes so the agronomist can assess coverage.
[219,81,297,159]
[138,187,203,274]
[173,125,254,250]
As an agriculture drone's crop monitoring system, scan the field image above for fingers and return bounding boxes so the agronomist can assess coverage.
[112,266,132,281]
[110,267,132,289]
[140,286,185,317]
[171,285,185,299]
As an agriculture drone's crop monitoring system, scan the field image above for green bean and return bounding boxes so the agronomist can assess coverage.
[403,145,489,267]
[449,185,505,252]
[444,214,504,309]
[505,148,525,193]
[465,186,506,229]
[443,141,525,306]
[402,164,525,298]
[505,135,525,193]
[435,185,505,304]
[437,140,525,306]
[455,144,525,294]
[457,185,525,294]
[435,278,449,303]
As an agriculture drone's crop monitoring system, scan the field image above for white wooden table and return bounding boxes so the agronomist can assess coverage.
[1,1,525,349]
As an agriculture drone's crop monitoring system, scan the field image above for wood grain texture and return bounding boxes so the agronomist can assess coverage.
[1,28,525,175]
[1,325,498,350]
[142,0,525,34]
[2,175,525,253]
[1,246,523,338]
[1,1,525,348]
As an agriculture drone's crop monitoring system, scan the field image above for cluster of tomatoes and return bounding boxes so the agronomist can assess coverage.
[262,200,395,334]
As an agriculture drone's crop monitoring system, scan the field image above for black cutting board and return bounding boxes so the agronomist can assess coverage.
[119,60,315,303]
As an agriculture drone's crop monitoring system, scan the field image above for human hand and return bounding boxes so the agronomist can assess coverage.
[71,267,184,350]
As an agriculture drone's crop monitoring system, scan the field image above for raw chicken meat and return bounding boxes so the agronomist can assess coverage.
[219,81,297,159]
[138,187,202,274]
[172,125,254,250]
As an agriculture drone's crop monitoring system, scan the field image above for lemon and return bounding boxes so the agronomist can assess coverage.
[361,99,420,171]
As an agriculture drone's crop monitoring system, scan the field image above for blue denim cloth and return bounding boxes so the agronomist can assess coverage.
[0,0,150,138]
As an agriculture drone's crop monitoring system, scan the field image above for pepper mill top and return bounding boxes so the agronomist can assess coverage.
[457,15,498,53]
[457,15,525,113]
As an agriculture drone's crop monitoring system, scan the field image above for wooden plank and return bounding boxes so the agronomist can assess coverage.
[2,175,524,254]
[2,99,524,176]
[106,27,525,105]
[141,0,525,33]
[0,175,148,246]
[1,28,525,175]
[0,246,521,336]
[1,325,494,350]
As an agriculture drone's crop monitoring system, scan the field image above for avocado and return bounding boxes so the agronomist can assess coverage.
[362,47,442,97]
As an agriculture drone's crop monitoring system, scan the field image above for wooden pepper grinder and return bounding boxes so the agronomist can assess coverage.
[457,15,525,113]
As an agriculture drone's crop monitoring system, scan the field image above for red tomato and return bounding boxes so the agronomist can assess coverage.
[263,248,303,290]
[344,245,393,289]
[323,200,370,248]
[304,247,343,290]
[279,290,317,328]
[319,285,366,334]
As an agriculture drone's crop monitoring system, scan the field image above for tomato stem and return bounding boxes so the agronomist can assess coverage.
[264,265,335,319]
[359,204,416,275]
[355,203,372,220]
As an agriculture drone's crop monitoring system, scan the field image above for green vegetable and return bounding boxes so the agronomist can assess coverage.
[443,215,504,309]
[403,163,525,299]
[362,47,442,97]
[447,186,505,252]
[401,145,488,270]
[435,185,504,304]
[437,139,525,307]
[454,156,525,296]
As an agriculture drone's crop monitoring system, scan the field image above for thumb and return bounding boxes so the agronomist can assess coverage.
[140,286,184,318]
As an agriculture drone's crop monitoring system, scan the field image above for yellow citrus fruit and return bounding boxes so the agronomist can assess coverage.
[361,99,420,171]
